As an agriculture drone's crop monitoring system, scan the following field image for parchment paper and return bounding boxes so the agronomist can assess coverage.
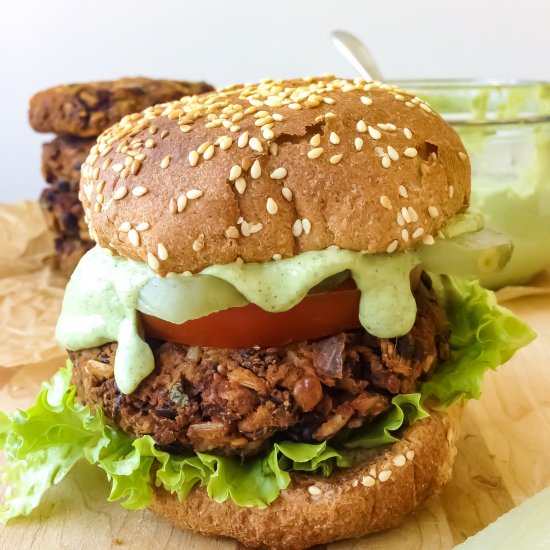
[0,200,548,402]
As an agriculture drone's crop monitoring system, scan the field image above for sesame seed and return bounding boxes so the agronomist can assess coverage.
[197,141,210,154]
[459,151,468,161]
[361,475,376,487]
[177,194,187,212]
[381,155,391,168]
[405,101,414,108]
[420,103,432,113]
[182,271,192,277]
[393,454,407,467]
[402,228,409,241]
[408,207,419,222]
[266,197,278,215]
[403,147,418,158]
[308,147,324,159]
[136,222,150,231]
[157,243,168,261]
[406,450,415,461]
[232,112,244,122]
[428,206,439,218]
[380,195,392,210]
[229,165,242,181]
[234,178,247,194]
[282,187,293,201]
[128,229,140,247]
[355,137,364,151]
[169,198,177,214]
[96,180,105,193]
[112,163,124,173]
[422,234,435,246]
[225,226,239,239]
[352,479,359,488]
[238,132,249,148]
[387,146,399,161]
[292,219,303,237]
[288,103,302,110]
[203,144,215,160]
[310,134,321,147]
[449,185,455,198]
[179,125,192,133]
[378,470,392,482]
[250,222,263,234]
[308,486,322,496]
[230,125,240,133]
[404,128,413,140]
[330,154,343,164]
[356,120,367,133]
[192,234,205,252]
[368,126,381,140]
[132,186,148,197]
[144,139,155,149]
[272,253,282,261]
[93,203,102,213]
[402,207,412,224]
[102,158,112,171]
[240,221,251,237]
[387,240,399,253]
[188,151,199,166]
[118,221,131,232]
[272,113,284,121]
[399,185,408,198]
[250,160,261,179]
[249,137,263,152]
[270,167,287,180]
[412,227,424,239]
[147,252,160,270]
[131,159,141,175]
[394,94,405,101]
[269,142,279,156]
[329,132,340,145]
[360,96,373,106]
[96,193,104,204]
[262,128,275,140]
[302,218,311,234]
[186,189,203,200]
[161,130,169,139]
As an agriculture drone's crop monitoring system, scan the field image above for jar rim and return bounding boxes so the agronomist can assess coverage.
[390,79,550,126]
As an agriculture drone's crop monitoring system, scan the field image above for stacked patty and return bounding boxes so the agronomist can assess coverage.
[29,78,214,274]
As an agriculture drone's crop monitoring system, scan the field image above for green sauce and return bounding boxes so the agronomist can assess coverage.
[55,214,495,395]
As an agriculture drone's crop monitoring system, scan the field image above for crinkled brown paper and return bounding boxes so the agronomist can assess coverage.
[0,200,548,411]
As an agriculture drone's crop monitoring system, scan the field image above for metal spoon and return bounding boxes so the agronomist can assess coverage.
[331,30,384,82]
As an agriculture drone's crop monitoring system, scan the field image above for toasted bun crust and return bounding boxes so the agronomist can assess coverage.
[149,404,462,549]
[80,76,470,274]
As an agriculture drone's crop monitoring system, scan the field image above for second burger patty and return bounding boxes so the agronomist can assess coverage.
[70,274,450,457]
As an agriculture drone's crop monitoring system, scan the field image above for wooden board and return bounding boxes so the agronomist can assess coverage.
[1,294,549,550]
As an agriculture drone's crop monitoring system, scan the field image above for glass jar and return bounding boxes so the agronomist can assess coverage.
[395,80,550,288]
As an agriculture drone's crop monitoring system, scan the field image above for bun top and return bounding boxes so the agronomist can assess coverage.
[80,76,470,274]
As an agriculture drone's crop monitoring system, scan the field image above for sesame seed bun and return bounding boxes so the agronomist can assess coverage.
[149,403,463,550]
[80,76,470,274]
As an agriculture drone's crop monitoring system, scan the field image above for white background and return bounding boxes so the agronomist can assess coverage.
[1,0,549,203]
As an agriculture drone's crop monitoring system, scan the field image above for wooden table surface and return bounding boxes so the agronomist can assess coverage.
[1,293,549,550]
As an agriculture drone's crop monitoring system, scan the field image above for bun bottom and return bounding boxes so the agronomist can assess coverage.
[149,405,463,550]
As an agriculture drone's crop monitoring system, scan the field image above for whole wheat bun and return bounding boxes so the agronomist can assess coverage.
[79,76,470,275]
[149,404,462,550]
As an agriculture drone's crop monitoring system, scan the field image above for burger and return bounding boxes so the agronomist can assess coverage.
[0,77,535,549]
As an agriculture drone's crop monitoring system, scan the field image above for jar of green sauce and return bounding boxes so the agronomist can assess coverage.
[396,80,550,288]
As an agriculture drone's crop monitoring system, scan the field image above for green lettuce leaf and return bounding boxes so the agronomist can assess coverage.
[421,276,536,407]
[0,277,535,521]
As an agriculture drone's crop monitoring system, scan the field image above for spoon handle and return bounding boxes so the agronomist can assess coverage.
[331,30,384,82]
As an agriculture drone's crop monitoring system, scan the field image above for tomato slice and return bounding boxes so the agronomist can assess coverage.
[140,281,361,348]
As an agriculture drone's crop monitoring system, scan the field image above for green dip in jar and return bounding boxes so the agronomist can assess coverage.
[396,80,550,288]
